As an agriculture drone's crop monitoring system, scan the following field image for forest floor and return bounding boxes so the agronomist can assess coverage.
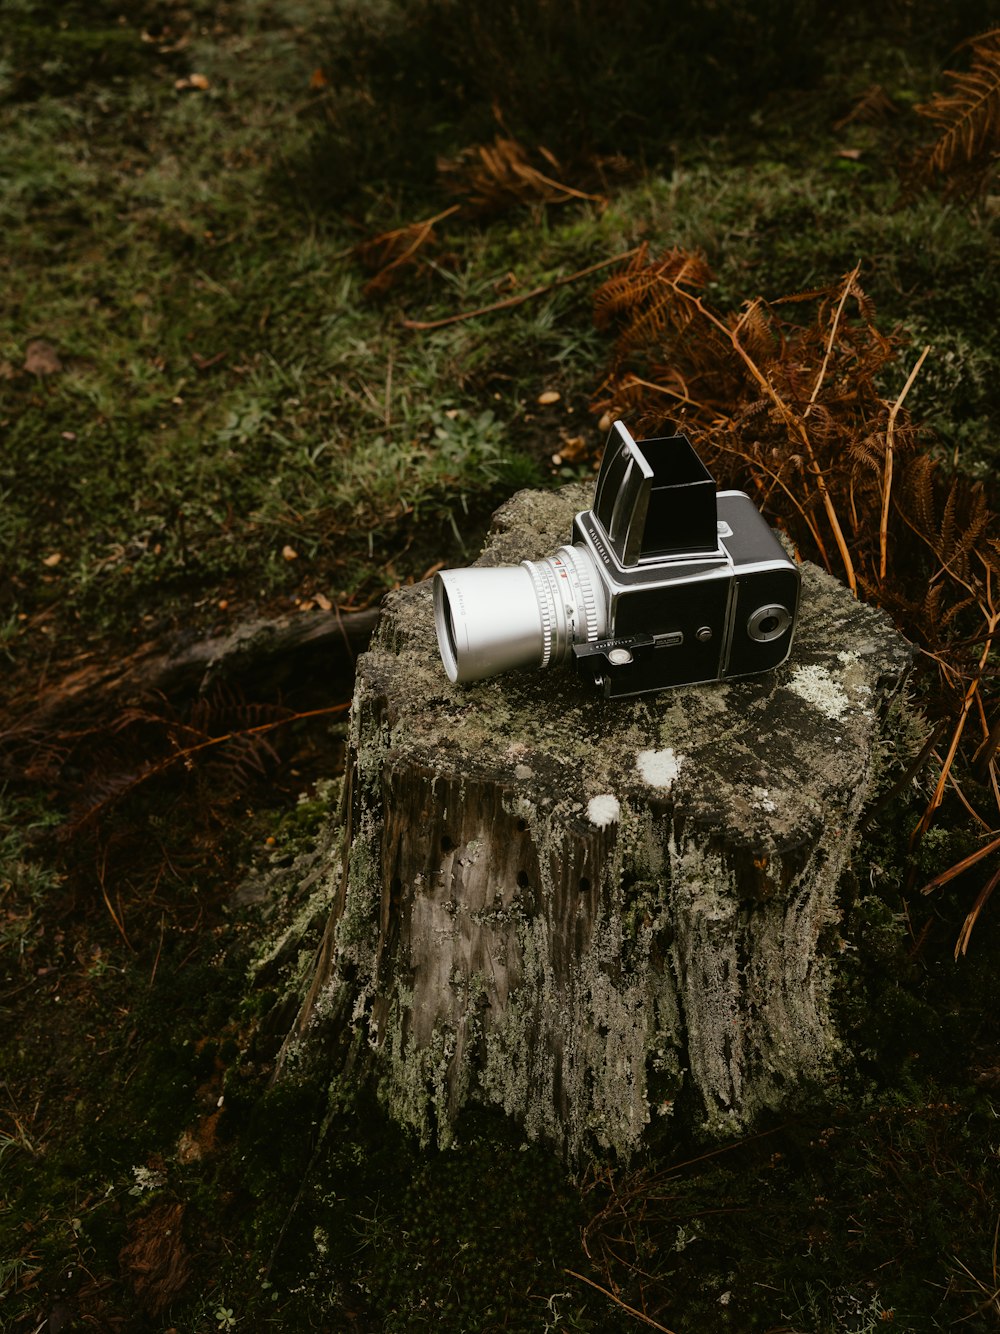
[2,1,1000,1330]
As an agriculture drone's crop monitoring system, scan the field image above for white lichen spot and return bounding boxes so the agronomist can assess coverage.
[129,1165,166,1195]
[750,786,777,814]
[787,664,850,720]
[636,748,682,789]
[587,794,621,827]
[514,764,533,780]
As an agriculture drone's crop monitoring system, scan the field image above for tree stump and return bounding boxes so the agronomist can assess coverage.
[279,483,912,1160]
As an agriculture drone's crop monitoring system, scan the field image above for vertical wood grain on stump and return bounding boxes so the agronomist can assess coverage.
[281,483,912,1160]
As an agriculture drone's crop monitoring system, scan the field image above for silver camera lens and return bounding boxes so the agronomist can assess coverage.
[434,545,607,684]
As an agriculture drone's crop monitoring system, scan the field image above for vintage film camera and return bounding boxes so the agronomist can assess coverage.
[433,421,799,699]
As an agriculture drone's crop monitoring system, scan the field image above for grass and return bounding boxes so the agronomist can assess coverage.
[4,1,998,652]
[2,0,1000,1330]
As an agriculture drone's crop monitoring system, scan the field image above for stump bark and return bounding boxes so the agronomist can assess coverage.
[280,483,912,1160]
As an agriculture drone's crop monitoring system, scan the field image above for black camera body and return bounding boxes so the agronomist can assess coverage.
[569,422,800,698]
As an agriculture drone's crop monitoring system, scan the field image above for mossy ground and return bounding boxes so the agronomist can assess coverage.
[2,0,999,1329]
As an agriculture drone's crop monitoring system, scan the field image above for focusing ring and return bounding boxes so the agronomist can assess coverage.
[558,545,601,644]
[524,559,556,668]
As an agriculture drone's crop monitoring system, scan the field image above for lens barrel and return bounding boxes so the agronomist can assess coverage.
[434,545,606,684]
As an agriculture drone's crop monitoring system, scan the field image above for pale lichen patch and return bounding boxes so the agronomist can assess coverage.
[636,748,683,788]
[750,786,777,814]
[786,663,851,719]
[587,794,621,827]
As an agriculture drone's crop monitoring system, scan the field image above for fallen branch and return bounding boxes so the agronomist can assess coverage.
[2,607,380,740]
[71,702,352,834]
[400,247,642,331]
[564,1269,677,1333]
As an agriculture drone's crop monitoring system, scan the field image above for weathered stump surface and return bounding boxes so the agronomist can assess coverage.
[282,484,912,1160]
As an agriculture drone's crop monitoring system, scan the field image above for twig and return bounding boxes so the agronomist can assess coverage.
[880,344,931,582]
[98,848,132,950]
[913,610,999,842]
[148,914,166,987]
[564,1269,678,1333]
[922,831,1000,892]
[803,262,862,420]
[973,704,1000,784]
[954,863,1000,959]
[2,607,379,737]
[400,247,642,331]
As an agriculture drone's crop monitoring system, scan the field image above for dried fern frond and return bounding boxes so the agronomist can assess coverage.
[917,28,1000,179]
[437,135,605,213]
[354,205,461,297]
[592,247,721,379]
[731,298,778,365]
[833,83,898,131]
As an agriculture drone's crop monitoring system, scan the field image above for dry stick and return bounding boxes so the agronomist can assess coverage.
[564,1269,678,1334]
[973,696,1000,789]
[956,864,1000,959]
[935,747,995,831]
[620,372,705,412]
[519,167,605,204]
[803,262,862,420]
[661,276,857,593]
[400,247,643,331]
[861,718,949,831]
[98,848,131,950]
[913,610,999,843]
[922,829,1000,892]
[880,344,932,582]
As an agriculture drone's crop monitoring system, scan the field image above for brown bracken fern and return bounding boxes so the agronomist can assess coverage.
[592,245,999,956]
[917,28,1000,186]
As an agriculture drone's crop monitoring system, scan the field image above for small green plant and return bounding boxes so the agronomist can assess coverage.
[0,791,61,956]
[782,1282,896,1332]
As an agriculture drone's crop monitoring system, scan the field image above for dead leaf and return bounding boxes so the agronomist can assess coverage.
[537,390,561,405]
[24,340,63,376]
[309,67,329,89]
[282,545,298,561]
[559,434,588,462]
[42,552,63,567]
[188,73,210,90]
[835,148,863,161]
[314,592,333,611]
